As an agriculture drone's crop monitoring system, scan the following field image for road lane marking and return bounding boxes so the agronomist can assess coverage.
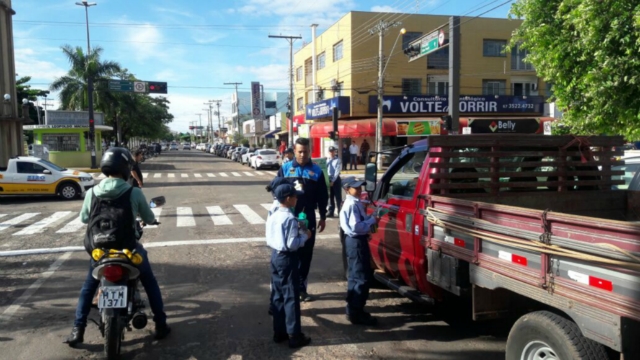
[194,173,202,178]
[145,208,163,229]
[0,252,72,323]
[56,215,84,233]
[181,173,189,178]
[255,171,265,176]
[243,172,255,177]
[176,207,196,227]
[207,173,216,177]
[143,173,149,178]
[267,171,277,176]
[154,173,162,178]
[233,204,265,224]
[97,174,106,179]
[261,203,272,211]
[206,206,232,225]
[0,235,336,257]
[168,173,175,178]
[219,173,229,177]
[13,211,74,236]
[231,172,241,177]
[0,213,40,234]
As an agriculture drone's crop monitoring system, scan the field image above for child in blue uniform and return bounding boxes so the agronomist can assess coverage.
[339,176,380,326]
[266,184,312,348]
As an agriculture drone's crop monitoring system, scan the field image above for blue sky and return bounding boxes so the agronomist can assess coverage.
[13,0,516,132]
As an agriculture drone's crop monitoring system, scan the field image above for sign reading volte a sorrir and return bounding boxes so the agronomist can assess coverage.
[368,95,545,115]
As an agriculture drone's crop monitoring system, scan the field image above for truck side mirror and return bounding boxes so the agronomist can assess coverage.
[43,169,52,175]
[365,162,377,192]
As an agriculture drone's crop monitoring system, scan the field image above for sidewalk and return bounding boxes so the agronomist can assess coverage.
[70,168,102,173]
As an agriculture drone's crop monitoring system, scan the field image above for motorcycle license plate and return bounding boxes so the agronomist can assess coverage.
[99,286,128,308]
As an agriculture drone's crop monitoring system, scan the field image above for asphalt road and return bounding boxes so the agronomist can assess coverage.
[0,149,507,360]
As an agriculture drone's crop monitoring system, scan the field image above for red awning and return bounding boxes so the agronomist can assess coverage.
[309,119,401,138]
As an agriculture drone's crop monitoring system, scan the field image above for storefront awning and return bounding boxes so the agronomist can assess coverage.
[309,119,400,139]
[262,128,281,138]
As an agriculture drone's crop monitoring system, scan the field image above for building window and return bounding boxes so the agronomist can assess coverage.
[545,83,554,98]
[511,43,534,71]
[402,78,422,95]
[42,133,80,151]
[482,80,506,95]
[512,82,537,96]
[296,67,303,82]
[317,52,326,70]
[402,31,423,50]
[428,79,448,95]
[333,41,343,62]
[306,90,314,105]
[297,97,304,111]
[483,39,507,57]
[333,82,343,97]
[304,57,313,87]
[427,46,449,69]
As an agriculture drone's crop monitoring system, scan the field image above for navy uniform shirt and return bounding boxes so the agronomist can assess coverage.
[327,155,341,182]
[340,194,376,238]
[266,208,309,252]
[277,159,329,221]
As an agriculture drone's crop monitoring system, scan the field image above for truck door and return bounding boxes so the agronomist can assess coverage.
[369,146,428,290]
[14,161,57,195]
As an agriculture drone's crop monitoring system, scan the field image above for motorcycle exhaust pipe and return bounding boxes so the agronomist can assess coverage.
[132,311,148,329]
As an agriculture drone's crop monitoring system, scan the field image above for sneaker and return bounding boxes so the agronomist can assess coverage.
[288,333,311,349]
[154,323,171,340]
[64,326,85,347]
[273,332,289,343]
[300,292,313,302]
[347,313,378,326]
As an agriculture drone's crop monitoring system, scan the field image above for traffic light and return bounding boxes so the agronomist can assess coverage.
[441,115,453,131]
[403,43,421,57]
[328,131,339,140]
[148,81,168,94]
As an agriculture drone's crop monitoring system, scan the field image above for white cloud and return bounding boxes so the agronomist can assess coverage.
[126,25,164,63]
[14,48,67,83]
[163,92,235,132]
[234,64,290,89]
[371,5,402,13]
[154,7,195,18]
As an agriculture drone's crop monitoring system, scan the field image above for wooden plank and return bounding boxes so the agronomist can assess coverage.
[430,170,625,179]
[428,134,625,148]
[430,179,625,190]
[428,150,623,158]
[428,160,625,169]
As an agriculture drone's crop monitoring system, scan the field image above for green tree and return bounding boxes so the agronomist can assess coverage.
[16,76,49,123]
[510,0,640,139]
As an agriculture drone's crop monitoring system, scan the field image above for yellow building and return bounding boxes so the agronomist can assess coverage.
[293,11,550,159]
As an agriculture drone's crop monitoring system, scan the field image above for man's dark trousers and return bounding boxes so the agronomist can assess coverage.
[73,243,166,328]
[350,154,358,170]
[328,177,342,216]
[345,234,372,316]
[271,250,301,335]
[298,211,316,294]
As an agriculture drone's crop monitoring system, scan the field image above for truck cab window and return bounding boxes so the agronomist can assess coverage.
[16,162,46,174]
[380,150,428,200]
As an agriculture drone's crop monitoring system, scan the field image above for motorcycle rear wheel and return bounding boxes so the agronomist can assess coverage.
[104,316,122,360]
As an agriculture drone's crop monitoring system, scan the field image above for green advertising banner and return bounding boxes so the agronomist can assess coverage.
[396,120,441,137]
[312,157,331,192]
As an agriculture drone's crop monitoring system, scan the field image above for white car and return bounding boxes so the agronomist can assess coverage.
[170,143,179,151]
[251,149,281,170]
[241,148,257,165]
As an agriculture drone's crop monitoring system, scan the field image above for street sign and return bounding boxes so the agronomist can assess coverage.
[108,80,134,92]
[134,81,146,93]
[407,28,448,62]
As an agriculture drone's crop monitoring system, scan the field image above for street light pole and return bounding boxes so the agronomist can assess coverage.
[268,34,301,147]
[76,0,97,168]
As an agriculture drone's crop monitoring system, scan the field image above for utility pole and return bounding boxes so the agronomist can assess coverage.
[448,16,461,134]
[195,113,202,142]
[76,0,98,168]
[207,100,222,141]
[268,34,302,147]
[369,20,401,169]
[223,82,242,139]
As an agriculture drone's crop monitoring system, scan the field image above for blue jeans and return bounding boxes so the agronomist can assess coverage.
[350,154,358,170]
[328,177,343,215]
[271,250,301,336]
[345,235,372,315]
[73,243,167,328]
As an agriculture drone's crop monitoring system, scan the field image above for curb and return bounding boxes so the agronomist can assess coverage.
[71,168,102,173]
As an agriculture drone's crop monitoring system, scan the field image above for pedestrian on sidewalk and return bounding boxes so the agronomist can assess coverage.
[326,146,342,218]
[349,141,359,170]
[360,139,370,165]
[276,137,329,302]
[340,176,380,326]
[267,183,312,348]
[129,149,144,188]
[341,143,349,171]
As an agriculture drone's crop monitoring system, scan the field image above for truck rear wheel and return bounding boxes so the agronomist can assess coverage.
[506,310,608,360]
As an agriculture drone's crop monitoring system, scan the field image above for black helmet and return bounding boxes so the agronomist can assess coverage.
[100,147,134,180]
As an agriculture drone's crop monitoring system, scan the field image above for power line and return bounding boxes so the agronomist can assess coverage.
[13,36,288,49]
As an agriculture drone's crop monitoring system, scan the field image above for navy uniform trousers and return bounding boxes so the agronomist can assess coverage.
[345,234,372,316]
[299,211,316,294]
[271,249,302,335]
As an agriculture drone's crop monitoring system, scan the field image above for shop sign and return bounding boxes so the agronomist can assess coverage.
[45,110,105,126]
[251,82,262,119]
[369,95,545,115]
[305,96,350,120]
[467,118,542,134]
[396,120,441,137]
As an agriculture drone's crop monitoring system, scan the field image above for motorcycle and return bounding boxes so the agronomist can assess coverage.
[89,196,166,359]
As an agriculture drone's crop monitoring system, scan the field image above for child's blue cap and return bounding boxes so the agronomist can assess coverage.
[275,184,304,203]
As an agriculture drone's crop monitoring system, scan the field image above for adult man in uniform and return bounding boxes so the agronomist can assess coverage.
[276,137,329,302]
[326,146,342,218]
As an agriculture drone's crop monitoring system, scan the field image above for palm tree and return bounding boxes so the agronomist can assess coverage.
[50,45,122,111]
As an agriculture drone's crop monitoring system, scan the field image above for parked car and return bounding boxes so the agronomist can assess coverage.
[241,148,256,165]
[251,149,281,169]
[226,147,237,159]
[170,143,179,151]
[182,144,191,150]
[234,147,248,162]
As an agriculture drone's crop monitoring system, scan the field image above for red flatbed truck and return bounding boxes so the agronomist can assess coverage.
[352,134,640,359]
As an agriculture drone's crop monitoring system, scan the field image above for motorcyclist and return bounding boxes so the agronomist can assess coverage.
[65,147,171,347]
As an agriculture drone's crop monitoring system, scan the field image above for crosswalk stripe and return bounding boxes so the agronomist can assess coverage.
[98,174,106,179]
[206,206,232,225]
[255,171,265,176]
[219,172,229,177]
[14,211,73,236]
[231,172,241,177]
[153,173,162,178]
[194,173,202,178]
[143,173,149,178]
[181,173,188,178]
[176,207,196,227]
[0,213,40,233]
[207,173,216,177]
[233,205,265,224]
[146,208,162,229]
[261,203,272,211]
[0,214,7,220]
[56,215,84,233]
[243,172,254,177]
[267,171,277,176]
[168,173,175,178]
